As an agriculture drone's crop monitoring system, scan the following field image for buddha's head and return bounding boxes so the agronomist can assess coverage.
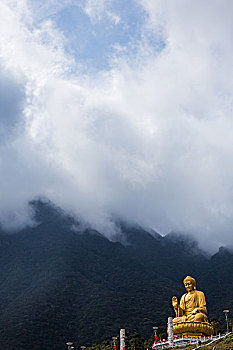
[183,276,196,292]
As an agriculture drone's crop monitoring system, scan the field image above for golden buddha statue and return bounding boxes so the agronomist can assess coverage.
[171,276,213,337]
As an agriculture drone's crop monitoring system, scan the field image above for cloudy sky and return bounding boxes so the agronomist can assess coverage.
[0,0,233,252]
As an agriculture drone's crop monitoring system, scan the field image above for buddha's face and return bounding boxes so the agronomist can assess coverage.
[184,279,194,292]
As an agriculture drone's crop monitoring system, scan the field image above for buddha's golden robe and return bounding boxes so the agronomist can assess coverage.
[173,290,208,323]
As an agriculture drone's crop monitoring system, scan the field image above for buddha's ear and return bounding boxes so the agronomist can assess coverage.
[192,280,196,289]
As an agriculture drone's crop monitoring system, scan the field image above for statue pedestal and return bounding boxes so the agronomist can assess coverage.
[173,321,214,337]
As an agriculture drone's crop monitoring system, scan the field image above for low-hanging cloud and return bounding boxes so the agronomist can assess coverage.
[0,0,233,252]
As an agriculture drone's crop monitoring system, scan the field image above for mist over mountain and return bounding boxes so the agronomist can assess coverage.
[0,199,232,350]
[1,2,233,349]
[1,1,233,252]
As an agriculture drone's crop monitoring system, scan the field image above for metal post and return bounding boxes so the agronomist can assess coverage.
[112,337,117,350]
[167,317,173,347]
[66,342,73,350]
[153,326,158,342]
[223,310,229,333]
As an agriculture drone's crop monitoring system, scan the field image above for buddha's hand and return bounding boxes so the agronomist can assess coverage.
[172,296,178,309]
[191,308,199,314]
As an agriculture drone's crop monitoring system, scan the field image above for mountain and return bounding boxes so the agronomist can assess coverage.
[0,200,232,350]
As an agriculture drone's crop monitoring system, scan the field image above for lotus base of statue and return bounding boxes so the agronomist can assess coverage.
[173,321,214,337]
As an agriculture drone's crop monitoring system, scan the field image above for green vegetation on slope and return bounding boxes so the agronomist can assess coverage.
[0,201,232,350]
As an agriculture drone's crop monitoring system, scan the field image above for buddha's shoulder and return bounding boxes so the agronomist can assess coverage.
[195,290,206,297]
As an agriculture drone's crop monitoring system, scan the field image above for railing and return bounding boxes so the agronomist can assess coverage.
[152,333,232,349]
[192,332,232,350]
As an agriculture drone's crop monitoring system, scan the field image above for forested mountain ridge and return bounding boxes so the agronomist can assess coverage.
[0,200,232,350]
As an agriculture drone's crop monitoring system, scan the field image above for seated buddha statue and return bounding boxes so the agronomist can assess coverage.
[170,276,213,337]
[172,276,208,323]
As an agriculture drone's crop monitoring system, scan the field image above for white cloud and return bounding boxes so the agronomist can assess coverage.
[82,0,120,24]
[0,0,233,252]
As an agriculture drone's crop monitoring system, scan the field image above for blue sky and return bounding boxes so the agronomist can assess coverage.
[28,0,164,71]
[0,0,233,252]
